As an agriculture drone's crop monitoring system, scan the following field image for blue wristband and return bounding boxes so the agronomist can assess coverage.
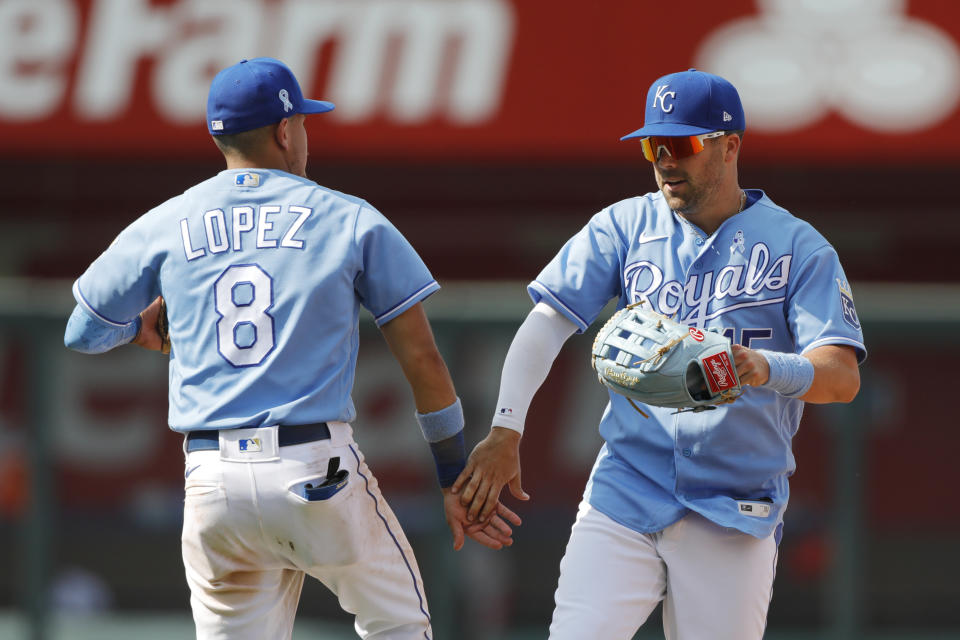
[416,398,466,488]
[429,432,467,488]
[758,350,814,398]
[415,397,464,443]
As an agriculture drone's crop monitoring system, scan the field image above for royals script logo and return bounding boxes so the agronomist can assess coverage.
[624,242,792,326]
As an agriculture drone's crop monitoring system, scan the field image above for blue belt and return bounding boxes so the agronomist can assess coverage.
[185,422,331,453]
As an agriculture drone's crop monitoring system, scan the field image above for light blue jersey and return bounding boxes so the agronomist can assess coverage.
[72,169,439,432]
[530,190,866,538]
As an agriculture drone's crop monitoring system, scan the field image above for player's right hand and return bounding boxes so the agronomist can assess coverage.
[731,344,771,387]
[442,488,521,551]
[452,426,529,524]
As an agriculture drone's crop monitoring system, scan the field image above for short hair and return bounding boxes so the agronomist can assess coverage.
[211,123,276,156]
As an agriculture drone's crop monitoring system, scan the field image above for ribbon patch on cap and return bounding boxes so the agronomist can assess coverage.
[278,89,293,112]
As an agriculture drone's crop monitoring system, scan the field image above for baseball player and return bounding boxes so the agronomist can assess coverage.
[453,69,866,639]
[63,57,519,640]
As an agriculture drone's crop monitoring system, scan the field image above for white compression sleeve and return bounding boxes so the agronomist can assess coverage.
[491,302,578,434]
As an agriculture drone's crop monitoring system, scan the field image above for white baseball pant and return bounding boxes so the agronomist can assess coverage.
[181,422,432,640]
[548,501,778,640]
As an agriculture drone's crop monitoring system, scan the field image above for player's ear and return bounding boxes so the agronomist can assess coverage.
[274,118,290,151]
[724,132,742,162]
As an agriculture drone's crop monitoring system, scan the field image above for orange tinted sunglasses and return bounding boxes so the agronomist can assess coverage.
[639,130,728,162]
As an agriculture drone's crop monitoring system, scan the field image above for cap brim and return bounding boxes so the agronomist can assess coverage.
[620,122,714,141]
[302,99,335,114]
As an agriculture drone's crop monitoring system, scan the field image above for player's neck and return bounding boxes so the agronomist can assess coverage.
[678,186,745,237]
[222,150,289,173]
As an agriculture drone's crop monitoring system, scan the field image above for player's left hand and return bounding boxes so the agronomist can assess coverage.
[442,488,521,551]
[132,296,169,353]
[732,344,770,387]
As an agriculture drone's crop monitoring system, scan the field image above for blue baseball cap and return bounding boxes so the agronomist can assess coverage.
[620,69,745,140]
[206,57,335,136]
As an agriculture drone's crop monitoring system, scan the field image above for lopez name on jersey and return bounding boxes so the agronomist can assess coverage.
[180,204,312,261]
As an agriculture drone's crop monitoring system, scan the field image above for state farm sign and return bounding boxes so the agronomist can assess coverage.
[1,0,959,162]
[0,0,513,125]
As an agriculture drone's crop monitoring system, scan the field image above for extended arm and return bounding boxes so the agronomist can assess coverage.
[453,302,578,522]
[733,343,861,404]
[65,297,168,354]
[64,304,140,354]
[379,303,521,550]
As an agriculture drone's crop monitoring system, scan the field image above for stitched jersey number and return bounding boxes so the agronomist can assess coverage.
[722,327,773,348]
[214,265,275,367]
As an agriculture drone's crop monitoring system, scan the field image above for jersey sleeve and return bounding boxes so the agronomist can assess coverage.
[528,208,624,332]
[353,204,439,326]
[64,304,141,353]
[73,219,162,326]
[786,245,867,363]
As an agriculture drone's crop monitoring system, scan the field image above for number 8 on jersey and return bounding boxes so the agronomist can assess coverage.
[214,264,276,367]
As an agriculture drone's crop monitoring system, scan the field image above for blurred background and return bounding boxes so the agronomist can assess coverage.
[1,0,959,638]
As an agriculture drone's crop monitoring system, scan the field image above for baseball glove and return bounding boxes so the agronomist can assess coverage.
[157,297,171,355]
[591,302,741,415]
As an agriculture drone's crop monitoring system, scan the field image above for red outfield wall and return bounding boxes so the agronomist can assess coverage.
[1,0,958,163]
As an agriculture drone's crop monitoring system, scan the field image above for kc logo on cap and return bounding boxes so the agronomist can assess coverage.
[652,85,677,113]
[621,69,746,141]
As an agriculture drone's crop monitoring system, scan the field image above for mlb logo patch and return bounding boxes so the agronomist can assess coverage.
[211,120,224,131]
[836,279,861,330]
[239,438,262,452]
[235,172,261,187]
[702,351,737,393]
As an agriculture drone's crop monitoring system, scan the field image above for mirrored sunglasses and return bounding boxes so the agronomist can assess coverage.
[639,130,728,162]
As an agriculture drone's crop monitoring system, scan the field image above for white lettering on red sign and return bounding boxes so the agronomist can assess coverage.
[0,0,77,119]
[695,0,960,133]
[0,0,515,125]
